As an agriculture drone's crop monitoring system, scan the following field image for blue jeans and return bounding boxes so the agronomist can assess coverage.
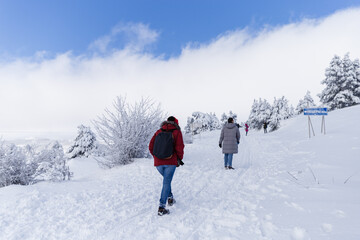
[224,153,233,167]
[156,165,176,208]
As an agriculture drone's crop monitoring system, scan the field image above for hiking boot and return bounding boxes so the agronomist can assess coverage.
[158,207,170,216]
[228,166,235,170]
[168,197,176,206]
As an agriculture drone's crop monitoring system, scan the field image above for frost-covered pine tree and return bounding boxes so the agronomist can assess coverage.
[344,54,360,104]
[228,111,237,122]
[354,58,360,98]
[184,117,194,134]
[247,99,259,128]
[220,113,228,123]
[268,96,292,131]
[319,54,360,110]
[296,91,316,114]
[353,59,360,98]
[247,98,272,130]
[93,96,164,168]
[185,112,221,135]
[68,125,97,159]
[208,113,221,130]
[268,98,281,132]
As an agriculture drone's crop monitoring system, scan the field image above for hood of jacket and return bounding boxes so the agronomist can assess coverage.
[225,122,237,129]
[160,121,180,131]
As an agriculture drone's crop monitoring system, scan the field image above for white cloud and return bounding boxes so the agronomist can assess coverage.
[1,8,360,139]
[89,22,159,53]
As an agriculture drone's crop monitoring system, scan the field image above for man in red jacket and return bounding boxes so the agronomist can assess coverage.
[149,116,184,216]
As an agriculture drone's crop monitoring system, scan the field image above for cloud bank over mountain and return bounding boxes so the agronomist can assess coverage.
[1,7,360,137]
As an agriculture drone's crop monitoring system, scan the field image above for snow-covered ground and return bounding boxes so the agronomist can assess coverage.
[0,105,359,240]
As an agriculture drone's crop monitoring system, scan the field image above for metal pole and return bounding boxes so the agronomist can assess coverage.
[309,116,315,137]
[321,115,324,134]
[308,116,311,138]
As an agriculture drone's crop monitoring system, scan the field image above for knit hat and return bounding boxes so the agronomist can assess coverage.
[167,116,179,125]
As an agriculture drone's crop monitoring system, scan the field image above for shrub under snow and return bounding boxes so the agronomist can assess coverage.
[0,143,34,187]
[0,141,72,188]
[93,96,164,168]
[33,141,72,182]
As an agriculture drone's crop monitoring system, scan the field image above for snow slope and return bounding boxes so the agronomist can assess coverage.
[0,105,359,240]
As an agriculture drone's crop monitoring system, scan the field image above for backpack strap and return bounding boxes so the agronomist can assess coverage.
[160,128,176,132]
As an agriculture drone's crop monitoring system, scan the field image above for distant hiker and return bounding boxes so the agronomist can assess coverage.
[219,117,240,170]
[149,116,185,216]
[245,123,249,136]
[263,121,268,133]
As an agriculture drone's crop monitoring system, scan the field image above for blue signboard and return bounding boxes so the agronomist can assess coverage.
[304,108,328,115]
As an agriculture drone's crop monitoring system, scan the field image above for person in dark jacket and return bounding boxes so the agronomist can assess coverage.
[149,116,184,216]
[263,121,268,133]
[219,117,240,170]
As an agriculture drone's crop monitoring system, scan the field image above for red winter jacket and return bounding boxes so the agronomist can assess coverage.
[149,121,184,166]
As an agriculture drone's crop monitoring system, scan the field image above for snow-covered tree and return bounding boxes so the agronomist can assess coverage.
[0,141,71,187]
[228,111,237,122]
[208,112,221,130]
[68,125,97,159]
[33,141,72,182]
[296,91,316,114]
[268,96,293,132]
[220,113,228,123]
[221,111,237,123]
[319,54,360,110]
[93,96,164,168]
[0,142,34,187]
[185,112,221,135]
[354,58,360,97]
[247,96,293,132]
[247,98,272,130]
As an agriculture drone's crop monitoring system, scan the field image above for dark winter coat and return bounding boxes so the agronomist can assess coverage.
[219,123,240,154]
[149,121,184,167]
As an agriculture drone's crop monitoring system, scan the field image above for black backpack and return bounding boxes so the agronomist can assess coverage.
[153,129,175,159]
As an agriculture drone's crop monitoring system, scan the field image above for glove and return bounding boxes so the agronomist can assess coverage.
[177,158,184,167]
[219,143,222,148]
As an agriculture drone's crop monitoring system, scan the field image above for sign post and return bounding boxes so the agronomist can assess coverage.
[304,108,328,138]
[321,115,326,134]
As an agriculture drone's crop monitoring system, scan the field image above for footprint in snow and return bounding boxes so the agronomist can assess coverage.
[332,209,346,218]
[285,201,305,211]
[321,223,333,233]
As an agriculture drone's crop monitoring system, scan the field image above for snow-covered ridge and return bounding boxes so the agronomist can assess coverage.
[0,105,359,239]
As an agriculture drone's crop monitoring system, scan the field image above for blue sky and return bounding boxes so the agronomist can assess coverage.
[1,0,360,58]
[1,1,360,138]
